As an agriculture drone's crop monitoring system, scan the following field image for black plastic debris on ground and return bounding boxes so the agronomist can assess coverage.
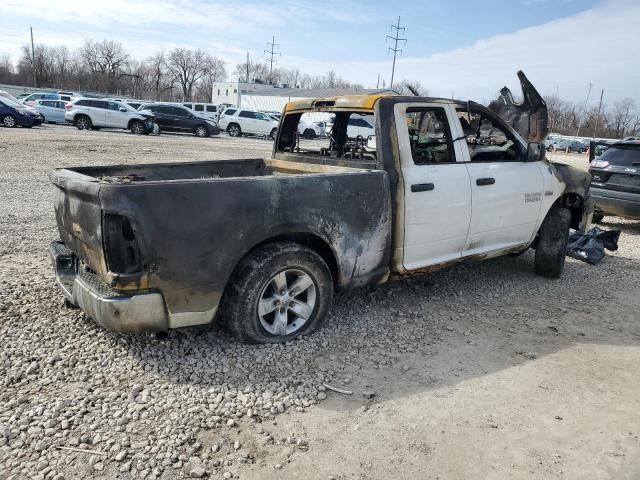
[566,227,621,265]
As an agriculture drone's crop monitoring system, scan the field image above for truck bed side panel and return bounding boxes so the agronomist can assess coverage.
[98,171,392,316]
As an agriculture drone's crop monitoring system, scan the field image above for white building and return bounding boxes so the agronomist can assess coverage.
[211,81,385,114]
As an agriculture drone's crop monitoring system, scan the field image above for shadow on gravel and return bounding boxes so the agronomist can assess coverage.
[109,230,640,412]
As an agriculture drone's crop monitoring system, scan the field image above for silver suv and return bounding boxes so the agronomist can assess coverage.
[64,98,156,134]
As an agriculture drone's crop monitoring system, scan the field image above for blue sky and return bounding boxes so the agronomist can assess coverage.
[1,0,638,103]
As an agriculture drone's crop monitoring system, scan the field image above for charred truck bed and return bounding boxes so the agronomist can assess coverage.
[50,158,392,332]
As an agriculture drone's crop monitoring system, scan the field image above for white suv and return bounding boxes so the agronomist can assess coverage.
[219,108,279,139]
[65,98,156,134]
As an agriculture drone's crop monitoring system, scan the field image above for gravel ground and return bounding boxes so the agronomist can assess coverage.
[2,124,640,479]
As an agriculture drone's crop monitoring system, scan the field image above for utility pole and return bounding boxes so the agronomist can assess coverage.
[264,35,280,85]
[245,51,250,83]
[376,73,380,89]
[593,89,604,139]
[575,82,592,138]
[30,25,37,87]
[386,16,406,89]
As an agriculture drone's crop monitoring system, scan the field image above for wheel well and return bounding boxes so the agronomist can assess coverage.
[227,122,239,129]
[236,233,340,288]
[556,192,584,229]
[74,113,89,122]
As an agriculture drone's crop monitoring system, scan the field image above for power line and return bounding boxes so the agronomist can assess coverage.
[386,16,406,89]
[264,35,281,85]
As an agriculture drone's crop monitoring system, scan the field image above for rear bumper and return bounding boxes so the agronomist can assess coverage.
[591,187,640,219]
[50,241,169,333]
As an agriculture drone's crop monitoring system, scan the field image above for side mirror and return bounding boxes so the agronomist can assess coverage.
[526,142,545,162]
[119,107,127,112]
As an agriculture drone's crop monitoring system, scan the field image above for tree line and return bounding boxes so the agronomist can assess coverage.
[544,94,639,139]
[0,38,428,103]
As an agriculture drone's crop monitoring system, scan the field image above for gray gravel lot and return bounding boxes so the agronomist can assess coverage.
[2,124,640,479]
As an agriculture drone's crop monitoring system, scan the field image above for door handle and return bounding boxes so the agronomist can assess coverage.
[476,177,495,186]
[411,183,435,192]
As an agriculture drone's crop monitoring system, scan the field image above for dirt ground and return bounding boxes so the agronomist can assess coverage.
[2,124,640,480]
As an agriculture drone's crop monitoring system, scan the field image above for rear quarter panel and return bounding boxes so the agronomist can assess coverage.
[98,170,392,317]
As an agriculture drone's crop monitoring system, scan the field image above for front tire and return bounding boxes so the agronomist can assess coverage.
[270,128,278,140]
[227,123,241,137]
[75,115,91,130]
[2,115,17,128]
[221,242,333,344]
[534,205,571,278]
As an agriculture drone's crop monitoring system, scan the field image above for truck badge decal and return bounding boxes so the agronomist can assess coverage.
[525,192,542,203]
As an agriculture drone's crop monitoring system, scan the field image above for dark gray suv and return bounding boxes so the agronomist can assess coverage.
[589,140,640,221]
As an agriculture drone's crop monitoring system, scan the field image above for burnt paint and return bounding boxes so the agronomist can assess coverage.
[53,160,392,316]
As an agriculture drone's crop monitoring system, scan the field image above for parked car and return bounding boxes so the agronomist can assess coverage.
[219,108,279,138]
[0,97,44,128]
[49,71,592,344]
[182,102,221,122]
[20,93,59,106]
[555,139,585,153]
[589,139,640,222]
[138,104,220,137]
[33,99,68,124]
[64,98,155,134]
[297,118,325,139]
[347,114,375,138]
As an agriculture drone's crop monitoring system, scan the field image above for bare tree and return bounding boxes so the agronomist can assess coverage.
[78,39,129,92]
[197,56,227,101]
[147,51,172,100]
[232,59,268,83]
[167,48,212,100]
[395,80,429,96]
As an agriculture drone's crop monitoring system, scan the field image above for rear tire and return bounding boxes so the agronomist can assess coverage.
[130,120,145,135]
[195,125,209,137]
[270,128,278,140]
[221,242,333,344]
[227,123,241,137]
[534,204,571,278]
[75,115,91,130]
[303,128,316,139]
[2,115,17,128]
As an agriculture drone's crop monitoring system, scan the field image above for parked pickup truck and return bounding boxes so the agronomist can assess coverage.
[50,72,593,344]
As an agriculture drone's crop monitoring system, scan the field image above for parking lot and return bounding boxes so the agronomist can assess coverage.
[2,124,640,479]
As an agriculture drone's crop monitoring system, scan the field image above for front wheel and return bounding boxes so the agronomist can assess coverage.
[270,128,278,140]
[534,205,571,278]
[221,242,333,344]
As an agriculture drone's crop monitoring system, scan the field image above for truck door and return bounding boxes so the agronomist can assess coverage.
[395,103,472,270]
[454,106,544,255]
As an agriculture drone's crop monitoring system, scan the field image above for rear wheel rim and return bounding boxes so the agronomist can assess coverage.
[4,116,16,127]
[257,269,317,336]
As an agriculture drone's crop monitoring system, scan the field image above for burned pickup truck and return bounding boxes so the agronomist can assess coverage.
[50,72,592,343]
